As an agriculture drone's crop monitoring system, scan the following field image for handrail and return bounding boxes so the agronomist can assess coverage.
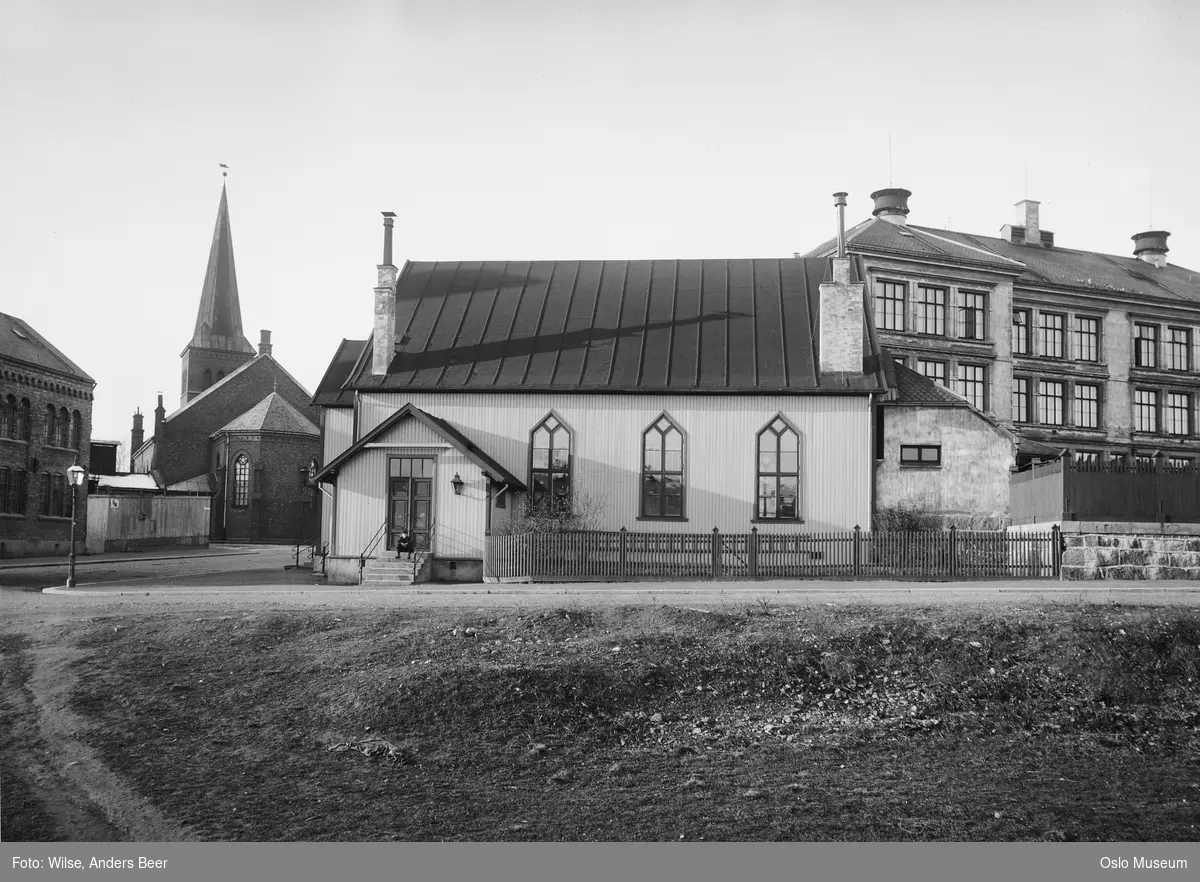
[360,518,389,564]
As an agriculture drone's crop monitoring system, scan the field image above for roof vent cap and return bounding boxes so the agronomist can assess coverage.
[1132,230,1170,267]
[870,188,911,225]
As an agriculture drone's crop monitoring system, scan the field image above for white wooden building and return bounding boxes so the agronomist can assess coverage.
[312,216,891,584]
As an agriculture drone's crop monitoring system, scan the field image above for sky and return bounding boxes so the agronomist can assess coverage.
[4,0,1200,460]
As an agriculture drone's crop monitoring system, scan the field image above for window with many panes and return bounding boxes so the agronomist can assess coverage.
[756,416,800,520]
[1134,323,1158,368]
[1038,313,1065,358]
[1166,392,1190,435]
[913,285,946,336]
[1168,328,1190,371]
[1074,317,1100,362]
[1168,457,1193,470]
[917,359,947,386]
[960,291,986,340]
[1134,390,1157,432]
[874,281,906,331]
[1074,383,1099,429]
[641,414,684,518]
[1012,310,1030,356]
[1013,377,1030,423]
[1037,380,1064,425]
[957,364,986,410]
[531,414,572,515]
[233,453,251,508]
[1074,451,1100,464]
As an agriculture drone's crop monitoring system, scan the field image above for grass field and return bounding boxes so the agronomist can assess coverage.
[6,598,1200,841]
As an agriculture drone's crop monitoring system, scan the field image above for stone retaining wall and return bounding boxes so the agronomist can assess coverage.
[1061,534,1200,581]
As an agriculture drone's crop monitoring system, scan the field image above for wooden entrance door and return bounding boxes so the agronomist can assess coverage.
[388,457,434,552]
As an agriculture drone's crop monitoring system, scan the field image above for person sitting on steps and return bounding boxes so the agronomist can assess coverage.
[396,530,415,560]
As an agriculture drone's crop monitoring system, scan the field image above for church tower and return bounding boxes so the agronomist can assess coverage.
[180,184,257,405]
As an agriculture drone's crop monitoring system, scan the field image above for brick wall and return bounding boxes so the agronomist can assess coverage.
[0,363,93,558]
[146,355,319,487]
[213,432,320,542]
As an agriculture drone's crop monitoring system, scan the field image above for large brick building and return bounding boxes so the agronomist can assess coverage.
[130,184,320,543]
[0,312,95,558]
[805,188,1200,469]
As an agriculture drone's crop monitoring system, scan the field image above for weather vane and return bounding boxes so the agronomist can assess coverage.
[219,163,229,178]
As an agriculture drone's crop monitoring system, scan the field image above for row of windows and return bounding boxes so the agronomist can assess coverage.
[0,469,77,517]
[1132,323,1193,371]
[875,282,986,340]
[1013,377,1102,428]
[0,396,83,448]
[1012,310,1101,362]
[528,412,804,521]
[1073,450,1196,470]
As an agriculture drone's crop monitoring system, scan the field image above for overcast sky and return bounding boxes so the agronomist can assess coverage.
[4,0,1199,455]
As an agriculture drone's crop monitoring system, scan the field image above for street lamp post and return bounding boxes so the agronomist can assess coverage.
[66,464,86,588]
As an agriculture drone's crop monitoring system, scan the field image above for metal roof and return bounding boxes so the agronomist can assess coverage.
[211,391,319,437]
[343,258,887,395]
[188,184,256,354]
[312,338,367,407]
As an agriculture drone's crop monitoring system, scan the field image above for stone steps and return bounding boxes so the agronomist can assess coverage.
[360,553,429,587]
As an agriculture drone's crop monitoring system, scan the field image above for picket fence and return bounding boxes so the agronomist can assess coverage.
[484,526,1060,582]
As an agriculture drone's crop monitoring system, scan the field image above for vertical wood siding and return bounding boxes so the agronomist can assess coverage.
[341,393,871,549]
[85,495,210,553]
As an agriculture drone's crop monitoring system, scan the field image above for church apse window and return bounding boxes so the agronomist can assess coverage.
[233,453,251,508]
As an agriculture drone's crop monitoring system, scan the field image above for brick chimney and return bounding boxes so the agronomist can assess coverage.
[372,212,399,376]
[130,408,144,456]
[154,393,165,444]
[820,194,864,375]
[870,188,911,225]
[1132,230,1170,268]
[258,329,272,356]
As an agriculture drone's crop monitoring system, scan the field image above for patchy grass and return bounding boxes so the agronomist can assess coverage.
[53,603,1200,840]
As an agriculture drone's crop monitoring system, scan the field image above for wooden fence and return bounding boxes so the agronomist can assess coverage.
[485,526,1060,582]
[85,494,210,554]
[1011,457,1200,525]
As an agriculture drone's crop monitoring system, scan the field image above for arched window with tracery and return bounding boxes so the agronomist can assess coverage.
[641,413,685,518]
[530,413,571,515]
[756,415,801,520]
[233,454,251,508]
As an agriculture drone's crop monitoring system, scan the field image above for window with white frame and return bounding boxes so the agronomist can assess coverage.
[913,286,946,336]
[874,281,906,331]
[1073,383,1099,429]
[1037,380,1064,425]
[756,416,800,520]
[1134,390,1158,432]
[641,414,684,518]
[957,364,986,410]
[531,414,572,516]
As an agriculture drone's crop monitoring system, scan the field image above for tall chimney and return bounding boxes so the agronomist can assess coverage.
[833,191,848,257]
[154,393,165,444]
[130,408,144,457]
[1132,230,1170,268]
[870,188,911,225]
[258,329,272,356]
[1016,200,1040,246]
[819,244,865,375]
[372,211,399,376]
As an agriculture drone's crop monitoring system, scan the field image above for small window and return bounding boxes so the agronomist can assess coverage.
[1074,451,1100,465]
[1012,377,1030,423]
[899,444,942,467]
[203,368,213,389]
[1134,323,1158,368]
[1075,317,1100,362]
[1012,309,1030,356]
[960,291,986,340]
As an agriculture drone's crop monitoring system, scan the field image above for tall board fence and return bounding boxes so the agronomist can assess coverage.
[485,526,1060,582]
[85,494,210,554]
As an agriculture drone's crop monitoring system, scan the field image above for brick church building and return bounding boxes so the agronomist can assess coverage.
[130,184,320,543]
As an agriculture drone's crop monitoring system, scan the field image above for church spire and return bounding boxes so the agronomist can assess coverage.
[189,183,254,352]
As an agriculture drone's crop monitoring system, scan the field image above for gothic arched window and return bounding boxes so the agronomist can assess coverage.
[530,413,571,516]
[233,454,251,508]
[756,415,801,520]
[641,413,685,518]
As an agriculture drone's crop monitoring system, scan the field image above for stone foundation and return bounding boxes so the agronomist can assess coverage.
[1061,534,1200,581]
